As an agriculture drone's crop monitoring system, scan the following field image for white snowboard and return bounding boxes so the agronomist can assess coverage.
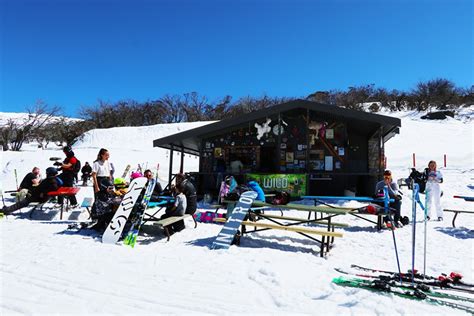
[102,177,147,244]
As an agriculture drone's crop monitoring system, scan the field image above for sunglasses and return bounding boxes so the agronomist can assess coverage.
[384,176,391,180]
[145,173,153,177]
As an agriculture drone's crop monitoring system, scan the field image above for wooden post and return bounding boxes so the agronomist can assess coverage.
[444,154,447,168]
[168,145,174,186]
[180,147,184,173]
[412,153,416,168]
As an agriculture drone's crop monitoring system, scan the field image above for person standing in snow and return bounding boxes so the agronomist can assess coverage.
[92,148,112,196]
[56,146,79,207]
[375,170,403,228]
[424,160,443,221]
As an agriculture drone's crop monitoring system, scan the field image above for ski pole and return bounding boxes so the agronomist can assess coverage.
[14,169,18,190]
[411,182,418,286]
[0,188,5,207]
[384,186,403,284]
[424,186,429,277]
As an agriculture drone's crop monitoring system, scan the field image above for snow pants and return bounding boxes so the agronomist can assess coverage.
[426,182,443,219]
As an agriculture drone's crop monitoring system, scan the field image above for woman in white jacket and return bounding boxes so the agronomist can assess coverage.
[425,160,443,221]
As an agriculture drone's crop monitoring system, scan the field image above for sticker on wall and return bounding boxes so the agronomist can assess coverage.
[338,147,345,156]
[255,118,272,140]
[310,160,325,171]
[335,161,341,169]
[326,129,334,139]
[214,147,222,158]
[272,124,284,135]
[286,152,294,162]
[280,143,287,149]
[325,156,334,171]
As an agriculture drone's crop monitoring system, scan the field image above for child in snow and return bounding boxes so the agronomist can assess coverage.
[374,170,403,228]
[424,160,443,221]
[160,183,187,234]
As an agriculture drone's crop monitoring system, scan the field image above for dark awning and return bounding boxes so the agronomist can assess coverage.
[153,99,401,155]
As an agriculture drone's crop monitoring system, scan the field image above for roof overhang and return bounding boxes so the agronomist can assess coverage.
[153,99,401,155]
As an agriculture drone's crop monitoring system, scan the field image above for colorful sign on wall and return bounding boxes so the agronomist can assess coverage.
[247,173,307,197]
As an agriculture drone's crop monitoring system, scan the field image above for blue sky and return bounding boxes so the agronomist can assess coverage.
[1,0,472,117]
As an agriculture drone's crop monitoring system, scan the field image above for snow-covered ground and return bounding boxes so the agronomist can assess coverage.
[0,110,473,315]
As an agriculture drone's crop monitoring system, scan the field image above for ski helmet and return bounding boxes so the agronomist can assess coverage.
[114,177,127,188]
[130,171,143,180]
[46,167,58,177]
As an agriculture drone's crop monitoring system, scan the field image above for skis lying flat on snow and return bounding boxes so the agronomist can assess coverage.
[332,276,473,313]
[335,268,474,303]
[351,264,474,288]
[123,179,156,248]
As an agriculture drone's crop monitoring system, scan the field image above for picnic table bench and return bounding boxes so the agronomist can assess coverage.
[152,214,197,241]
[216,200,347,256]
[443,209,474,227]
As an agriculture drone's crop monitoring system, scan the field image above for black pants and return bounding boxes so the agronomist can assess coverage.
[58,172,78,205]
[382,200,401,223]
[1,198,31,214]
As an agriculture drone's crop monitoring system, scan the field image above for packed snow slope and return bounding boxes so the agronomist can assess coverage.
[0,110,473,315]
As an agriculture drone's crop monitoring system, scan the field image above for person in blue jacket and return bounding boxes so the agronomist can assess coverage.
[247,179,265,202]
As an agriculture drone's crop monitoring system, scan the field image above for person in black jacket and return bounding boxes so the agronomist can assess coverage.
[175,173,197,215]
[143,169,163,201]
[81,162,93,186]
[19,167,41,193]
[172,173,197,232]
[1,167,59,215]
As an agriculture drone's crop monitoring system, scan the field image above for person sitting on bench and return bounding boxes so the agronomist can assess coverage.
[160,184,187,233]
[1,167,60,215]
[143,169,163,201]
[90,178,123,232]
[375,170,403,228]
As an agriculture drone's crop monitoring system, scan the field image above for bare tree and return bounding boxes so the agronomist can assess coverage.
[0,101,61,151]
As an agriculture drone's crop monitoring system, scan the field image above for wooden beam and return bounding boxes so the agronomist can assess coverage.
[241,221,343,237]
[251,201,353,214]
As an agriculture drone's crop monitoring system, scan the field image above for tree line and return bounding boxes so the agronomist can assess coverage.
[1,78,472,151]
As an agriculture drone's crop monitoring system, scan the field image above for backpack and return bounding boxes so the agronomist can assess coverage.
[271,191,290,205]
[73,159,81,175]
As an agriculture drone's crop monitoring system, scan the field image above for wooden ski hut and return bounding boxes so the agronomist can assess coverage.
[153,99,401,198]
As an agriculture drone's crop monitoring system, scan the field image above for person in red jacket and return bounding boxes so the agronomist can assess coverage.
[55,145,79,207]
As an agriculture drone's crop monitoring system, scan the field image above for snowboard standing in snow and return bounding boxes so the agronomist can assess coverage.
[211,190,258,250]
[123,178,156,247]
[102,177,147,244]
